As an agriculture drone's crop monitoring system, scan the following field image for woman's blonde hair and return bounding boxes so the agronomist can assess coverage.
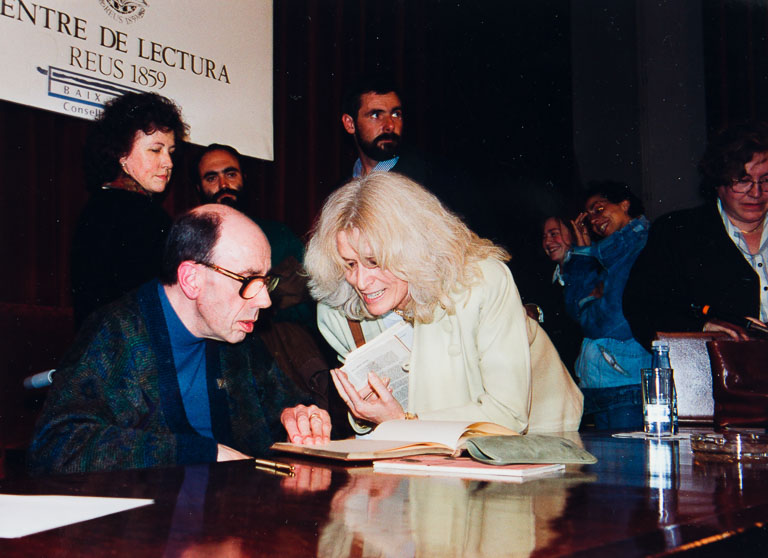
[305,172,509,323]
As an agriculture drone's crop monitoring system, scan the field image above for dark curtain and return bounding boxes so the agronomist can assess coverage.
[702,0,768,133]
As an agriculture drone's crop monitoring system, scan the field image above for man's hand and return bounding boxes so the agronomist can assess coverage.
[217,444,252,462]
[331,369,404,425]
[281,404,331,445]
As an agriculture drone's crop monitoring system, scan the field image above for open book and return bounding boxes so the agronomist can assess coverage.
[373,455,565,482]
[270,419,517,461]
[341,321,413,410]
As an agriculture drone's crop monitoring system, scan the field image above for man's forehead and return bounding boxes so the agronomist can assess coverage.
[214,216,271,271]
[199,150,241,174]
[359,91,402,111]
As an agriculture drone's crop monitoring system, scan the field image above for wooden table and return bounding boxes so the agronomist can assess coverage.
[1,431,767,556]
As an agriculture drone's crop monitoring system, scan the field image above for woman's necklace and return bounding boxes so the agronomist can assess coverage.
[738,220,764,235]
[392,308,414,324]
[101,174,149,196]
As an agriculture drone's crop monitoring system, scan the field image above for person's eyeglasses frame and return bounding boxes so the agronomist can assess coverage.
[728,177,768,194]
[198,262,278,299]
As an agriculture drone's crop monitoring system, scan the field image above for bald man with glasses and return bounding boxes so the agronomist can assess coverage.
[30,204,330,475]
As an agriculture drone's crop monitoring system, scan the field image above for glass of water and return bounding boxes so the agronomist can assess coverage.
[642,368,674,436]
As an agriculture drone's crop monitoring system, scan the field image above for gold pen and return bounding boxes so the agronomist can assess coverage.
[253,458,295,474]
[253,463,295,477]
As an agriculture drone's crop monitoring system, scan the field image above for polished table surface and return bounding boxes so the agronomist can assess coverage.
[1,431,768,557]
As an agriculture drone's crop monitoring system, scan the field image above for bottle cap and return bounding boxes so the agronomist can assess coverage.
[651,340,669,349]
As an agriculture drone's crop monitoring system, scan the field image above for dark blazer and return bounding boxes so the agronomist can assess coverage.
[623,203,760,349]
[390,150,429,185]
[29,281,307,475]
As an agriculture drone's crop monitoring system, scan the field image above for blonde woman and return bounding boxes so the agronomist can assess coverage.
[305,172,582,433]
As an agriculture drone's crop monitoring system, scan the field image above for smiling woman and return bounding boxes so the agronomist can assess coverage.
[71,92,188,328]
[562,181,650,429]
[304,172,583,434]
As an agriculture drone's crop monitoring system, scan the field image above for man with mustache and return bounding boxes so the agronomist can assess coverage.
[340,76,482,234]
[342,77,408,178]
[341,76,436,187]
[195,143,249,208]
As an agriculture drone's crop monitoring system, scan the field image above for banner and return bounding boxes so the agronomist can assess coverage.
[0,0,273,160]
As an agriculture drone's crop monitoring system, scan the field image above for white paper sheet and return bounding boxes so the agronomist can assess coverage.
[0,494,154,538]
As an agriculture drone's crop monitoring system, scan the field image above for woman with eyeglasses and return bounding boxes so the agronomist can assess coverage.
[71,92,188,328]
[624,122,768,347]
[563,181,651,429]
[304,172,583,434]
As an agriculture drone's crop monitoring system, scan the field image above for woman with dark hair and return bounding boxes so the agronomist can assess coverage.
[71,92,188,328]
[624,122,768,346]
[563,181,650,429]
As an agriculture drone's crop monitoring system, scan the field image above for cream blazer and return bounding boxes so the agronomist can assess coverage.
[318,258,583,433]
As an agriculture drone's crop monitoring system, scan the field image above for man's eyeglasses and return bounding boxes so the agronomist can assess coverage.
[729,177,768,194]
[199,262,279,299]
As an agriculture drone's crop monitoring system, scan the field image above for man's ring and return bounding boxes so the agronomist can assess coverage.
[309,413,321,422]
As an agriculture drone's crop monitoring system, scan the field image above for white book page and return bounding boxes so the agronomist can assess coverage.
[365,420,479,450]
[341,321,413,409]
[366,420,518,450]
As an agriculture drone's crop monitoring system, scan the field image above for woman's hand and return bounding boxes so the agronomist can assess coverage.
[703,319,750,341]
[704,316,767,341]
[570,212,592,247]
[330,369,404,424]
[589,282,604,299]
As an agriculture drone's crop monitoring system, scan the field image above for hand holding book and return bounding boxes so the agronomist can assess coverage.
[330,369,405,425]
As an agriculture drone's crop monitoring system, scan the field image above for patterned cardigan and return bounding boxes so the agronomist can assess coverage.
[28,281,307,475]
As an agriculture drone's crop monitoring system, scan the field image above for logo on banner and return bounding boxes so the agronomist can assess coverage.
[100,0,149,24]
[37,66,142,118]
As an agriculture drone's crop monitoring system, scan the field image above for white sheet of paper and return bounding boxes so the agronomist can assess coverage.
[0,494,154,538]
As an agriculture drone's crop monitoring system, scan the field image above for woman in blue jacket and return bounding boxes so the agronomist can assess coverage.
[564,181,650,429]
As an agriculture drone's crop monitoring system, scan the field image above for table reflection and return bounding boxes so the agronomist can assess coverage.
[318,467,596,558]
[3,432,768,557]
[162,461,337,557]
